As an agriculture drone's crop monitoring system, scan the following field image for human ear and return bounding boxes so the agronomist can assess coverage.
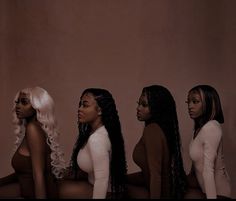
[97,107,102,115]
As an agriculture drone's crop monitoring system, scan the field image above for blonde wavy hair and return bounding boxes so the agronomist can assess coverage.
[12,87,66,178]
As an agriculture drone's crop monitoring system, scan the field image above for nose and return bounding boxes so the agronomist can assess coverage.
[136,105,141,112]
[15,103,21,110]
[188,102,194,110]
[137,107,143,116]
[78,106,83,113]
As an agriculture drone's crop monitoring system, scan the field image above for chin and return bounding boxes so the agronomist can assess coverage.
[137,117,144,121]
[16,115,23,119]
[189,115,196,119]
[78,119,84,124]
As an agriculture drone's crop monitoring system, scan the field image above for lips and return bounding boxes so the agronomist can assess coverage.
[16,110,21,115]
[15,112,23,118]
[77,114,85,124]
[78,113,83,119]
[188,111,196,117]
[137,113,142,119]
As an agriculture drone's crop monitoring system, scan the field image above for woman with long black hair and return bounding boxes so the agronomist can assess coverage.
[126,85,187,199]
[59,88,127,199]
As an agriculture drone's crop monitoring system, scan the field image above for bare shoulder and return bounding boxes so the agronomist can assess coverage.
[143,123,165,140]
[25,121,46,141]
[25,121,47,154]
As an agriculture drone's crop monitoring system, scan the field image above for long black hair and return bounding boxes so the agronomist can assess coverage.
[142,85,187,199]
[188,85,224,132]
[71,88,127,198]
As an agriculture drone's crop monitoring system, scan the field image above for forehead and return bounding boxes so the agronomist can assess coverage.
[81,93,97,103]
[188,91,201,99]
[18,92,29,99]
[139,92,148,101]
[140,92,147,99]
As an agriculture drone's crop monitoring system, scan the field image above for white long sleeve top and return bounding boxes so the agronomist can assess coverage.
[189,120,231,198]
[77,126,111,199]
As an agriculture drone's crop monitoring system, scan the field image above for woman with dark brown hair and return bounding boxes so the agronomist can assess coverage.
[185,85,231,199]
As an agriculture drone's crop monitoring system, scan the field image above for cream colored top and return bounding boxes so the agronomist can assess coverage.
[77,126,111,199]
[189,120,231,198]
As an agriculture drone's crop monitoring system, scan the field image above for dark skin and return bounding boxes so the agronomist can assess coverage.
[16,92,48,198]
[0,92,48,198]
[58,92,104,199]
[126,92,169,198]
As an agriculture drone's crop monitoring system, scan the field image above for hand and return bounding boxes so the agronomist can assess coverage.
[186,171,200,189]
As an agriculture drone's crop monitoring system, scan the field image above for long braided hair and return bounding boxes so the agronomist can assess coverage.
[143,85,187,199]
[71,88,127,198]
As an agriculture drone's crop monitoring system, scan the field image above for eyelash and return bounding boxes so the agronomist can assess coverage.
[15,100,29,105]
[137,101,148,107]
[185,100,200,104]
[79,103,89,108]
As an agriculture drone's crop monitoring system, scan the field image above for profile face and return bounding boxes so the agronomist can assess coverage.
[15,92,36,120]
[136,93,151,122]
[186,91,203,119]
[78,93,101,124]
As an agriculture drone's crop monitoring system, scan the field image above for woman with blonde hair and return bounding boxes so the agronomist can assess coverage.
[0,86,66,198]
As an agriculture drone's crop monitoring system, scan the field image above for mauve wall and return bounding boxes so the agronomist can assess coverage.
[0,0,235,197]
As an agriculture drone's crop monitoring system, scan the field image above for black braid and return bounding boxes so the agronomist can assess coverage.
[143,85,187,198]
[70,88,127,198]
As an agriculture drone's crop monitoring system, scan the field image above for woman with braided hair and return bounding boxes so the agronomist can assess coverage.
[58,88,127,199]
[126,85,187,199]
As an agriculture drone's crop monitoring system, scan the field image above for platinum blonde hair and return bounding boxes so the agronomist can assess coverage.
[12,87,66,178]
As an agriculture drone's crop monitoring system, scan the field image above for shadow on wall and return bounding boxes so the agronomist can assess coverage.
[222,103,236,199]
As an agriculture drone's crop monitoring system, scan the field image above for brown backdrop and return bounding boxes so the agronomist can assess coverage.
[1,0,235,198]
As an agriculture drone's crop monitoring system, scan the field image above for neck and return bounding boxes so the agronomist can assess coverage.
[25,115,37,124]
[90,118,103,133]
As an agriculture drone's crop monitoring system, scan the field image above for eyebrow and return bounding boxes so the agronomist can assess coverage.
[17,96,28,100]
[81,100,90,105]
[189,96,200,99]
[139,100,148,103]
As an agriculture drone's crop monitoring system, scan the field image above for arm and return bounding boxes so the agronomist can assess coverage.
[88,134,110,199]
[201,122,222,199]
[0,173,18,186]
[143,123,163,198]
[25,122,47,198]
